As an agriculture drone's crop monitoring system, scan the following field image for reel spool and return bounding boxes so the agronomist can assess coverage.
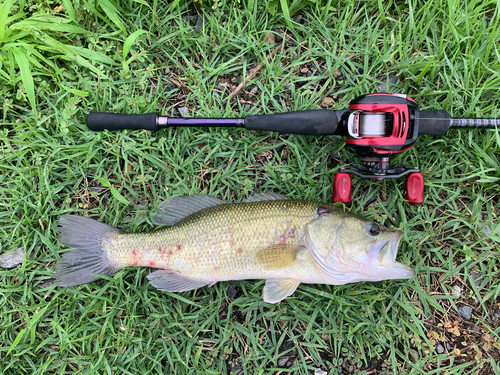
[347,112,388,138]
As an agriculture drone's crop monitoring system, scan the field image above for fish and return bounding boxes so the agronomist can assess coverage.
[52,193,415,303]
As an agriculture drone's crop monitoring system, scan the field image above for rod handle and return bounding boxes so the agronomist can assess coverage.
[86,112,159,131]
[245,110,339,135]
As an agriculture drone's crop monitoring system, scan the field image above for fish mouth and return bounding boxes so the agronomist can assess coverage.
[370,231,415,279]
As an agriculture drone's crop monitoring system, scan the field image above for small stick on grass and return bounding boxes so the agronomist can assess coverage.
[227,43,284,102]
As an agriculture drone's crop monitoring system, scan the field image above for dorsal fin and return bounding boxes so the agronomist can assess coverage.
[151,195,228,226]
[243,192,290,202]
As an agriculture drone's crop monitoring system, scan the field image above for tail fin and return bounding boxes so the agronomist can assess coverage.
[53,215,121,287]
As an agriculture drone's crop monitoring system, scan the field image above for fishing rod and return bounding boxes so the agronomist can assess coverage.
[86,93,500,204]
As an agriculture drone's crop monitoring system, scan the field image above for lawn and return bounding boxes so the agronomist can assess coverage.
[1,0,500,374]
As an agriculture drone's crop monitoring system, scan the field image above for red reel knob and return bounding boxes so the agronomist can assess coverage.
[404,172,424,204]
[332,173,352,203]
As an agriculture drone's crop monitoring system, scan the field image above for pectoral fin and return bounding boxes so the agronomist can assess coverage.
[255,244,306,270]
[147,270,213,292]
[263,279,301,303]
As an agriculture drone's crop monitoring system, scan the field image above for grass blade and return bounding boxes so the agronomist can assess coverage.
[10,45,36,111]
[68,45,116,65]
[15,16,92,34]
[123,29,148,60]
[38,32,110,79]
[279,0,294,31]
[96,0,126,34]
[96,175,130,206]
[0,0,15,40]
[61,0,76,21]
[7,305,49,356]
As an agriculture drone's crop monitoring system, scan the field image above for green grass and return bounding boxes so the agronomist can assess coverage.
[1,0,500,373]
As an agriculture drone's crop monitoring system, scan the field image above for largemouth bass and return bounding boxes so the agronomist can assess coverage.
[53,193,415,303]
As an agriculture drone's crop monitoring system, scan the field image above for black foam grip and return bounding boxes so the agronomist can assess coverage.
[245,110,339,135]
[86,112,158,131]
[417,110,451,136]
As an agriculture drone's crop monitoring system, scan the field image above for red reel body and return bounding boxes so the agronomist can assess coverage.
[346,93,419,155]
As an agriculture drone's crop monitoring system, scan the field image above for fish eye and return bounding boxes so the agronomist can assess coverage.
[368,224,381,236]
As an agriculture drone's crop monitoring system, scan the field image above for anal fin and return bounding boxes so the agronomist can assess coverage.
[147,270,213,292]
[263,279,301,304]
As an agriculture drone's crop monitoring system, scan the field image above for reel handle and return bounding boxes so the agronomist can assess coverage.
[404,173,424,204]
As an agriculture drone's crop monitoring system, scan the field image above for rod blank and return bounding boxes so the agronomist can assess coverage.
[451,118,500,129]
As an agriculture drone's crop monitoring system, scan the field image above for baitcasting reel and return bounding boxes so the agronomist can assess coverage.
[86,93,499,204]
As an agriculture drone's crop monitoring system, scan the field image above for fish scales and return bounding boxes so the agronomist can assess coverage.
[105,200,321,281]
[53,194,415,303]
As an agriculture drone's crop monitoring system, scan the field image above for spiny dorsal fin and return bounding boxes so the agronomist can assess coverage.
[263,279,301,304]
[151,195,228,226]
[243,192,290,203]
